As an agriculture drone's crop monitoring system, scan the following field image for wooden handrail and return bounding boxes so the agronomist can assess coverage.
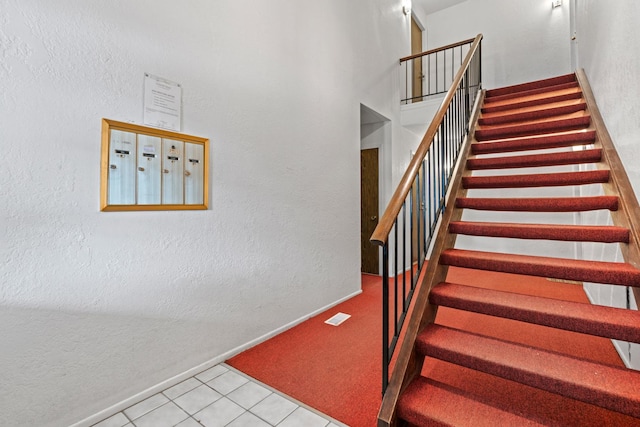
[399,36,477,63]
[371,34,483,246]
[576,69,640,305]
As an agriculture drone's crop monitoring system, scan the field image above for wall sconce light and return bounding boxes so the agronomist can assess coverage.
[403,5,412,15]
[551,0,562,8]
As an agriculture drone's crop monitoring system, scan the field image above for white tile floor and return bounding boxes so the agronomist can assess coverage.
[92,364,347,427]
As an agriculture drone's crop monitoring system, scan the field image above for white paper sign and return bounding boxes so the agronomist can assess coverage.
[143,73,182,131]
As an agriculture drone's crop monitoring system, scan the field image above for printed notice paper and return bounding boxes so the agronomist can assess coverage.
[143,73,182,131]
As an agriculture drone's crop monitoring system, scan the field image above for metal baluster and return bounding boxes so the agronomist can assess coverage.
[422,159,427,266]
[444,50,448,90]
[405,61,408,104]
[402,201,407,327]
[410,177,416,288]
[382,241,389,393]
[394,219,399,338]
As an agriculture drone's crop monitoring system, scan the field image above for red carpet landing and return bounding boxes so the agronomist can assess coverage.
[226,270,633,427]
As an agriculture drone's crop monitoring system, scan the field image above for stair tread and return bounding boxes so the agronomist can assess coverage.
[455,195,619,212]
[475,114,591,141]
[416,324,640,418]
[430,282,640,342]
[462,169,610,189]
[482,87,583,113]
[467,148,602,170]
[440,248,640,287]
[484,81,581,105]
[485,74,577,99]
[449,221,629,243]
[398,377,546,427]
[477,110,589,130]
[479,100,587,126]
[472,129,596,154]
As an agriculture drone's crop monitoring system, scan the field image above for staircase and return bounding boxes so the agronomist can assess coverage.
[379,72,640,426]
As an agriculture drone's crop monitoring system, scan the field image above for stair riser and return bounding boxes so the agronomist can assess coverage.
[478,103,587,126]
[481,91,583,114]
[455,196,619,212]
[448,222,629,243]
[475,116,591,142]
[462,170,610,189]
[472,130,596,155]
[484,81,580,105]
[430,283,640,342]
[485,74,577,98]
[467,149,602,170]
[439,251,640,287]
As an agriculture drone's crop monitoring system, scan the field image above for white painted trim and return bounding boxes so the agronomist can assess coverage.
[69,288,362,427]
[612,339,632,369]
[361,104,392,276]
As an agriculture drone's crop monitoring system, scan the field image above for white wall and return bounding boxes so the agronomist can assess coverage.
[574,0,640,369]
[0,1,410,425]
[575,0,640,195]
[407,1,578,260]
[420,0,572,89]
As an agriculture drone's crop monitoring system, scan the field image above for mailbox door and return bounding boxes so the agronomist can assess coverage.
[184,142,204,205]
[162,139,184,204]
[137,135,162,205]
[108,130,136,205]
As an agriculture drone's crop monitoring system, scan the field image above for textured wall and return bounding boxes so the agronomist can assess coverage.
[421,0,572,89]
[574,0,640,369]
[0,0,409,425]
[575,0,640,197]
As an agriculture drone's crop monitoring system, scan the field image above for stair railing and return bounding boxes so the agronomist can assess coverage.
[576,69,640,307]
[400,37,478,104]
[371,34,483,394]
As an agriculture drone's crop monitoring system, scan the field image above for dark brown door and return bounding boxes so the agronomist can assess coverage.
[411,17,423,103]
[361,148,379,274]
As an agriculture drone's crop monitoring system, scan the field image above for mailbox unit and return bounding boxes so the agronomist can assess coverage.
[101,119,209,211]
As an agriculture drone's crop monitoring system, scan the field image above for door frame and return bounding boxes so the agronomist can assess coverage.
[360,104,391,275]
[411,15,424,103]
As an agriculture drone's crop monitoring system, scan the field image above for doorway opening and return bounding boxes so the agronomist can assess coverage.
[360,104,390,275]
[411,15,425,103]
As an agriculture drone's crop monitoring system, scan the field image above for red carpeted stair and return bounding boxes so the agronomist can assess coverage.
[466,148,602,170]
[391,73,640,426]
[448,221,629,243]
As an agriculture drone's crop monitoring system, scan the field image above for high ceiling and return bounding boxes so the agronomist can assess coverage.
[413,0,467,15]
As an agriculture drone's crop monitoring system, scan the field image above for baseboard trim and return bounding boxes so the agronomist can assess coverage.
[69,288,362,427]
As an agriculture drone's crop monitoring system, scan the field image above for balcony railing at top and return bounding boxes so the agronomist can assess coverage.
[371,34,483,393]
[400,37,478,105]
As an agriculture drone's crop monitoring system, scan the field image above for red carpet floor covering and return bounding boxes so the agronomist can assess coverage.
[227,270,635,426]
